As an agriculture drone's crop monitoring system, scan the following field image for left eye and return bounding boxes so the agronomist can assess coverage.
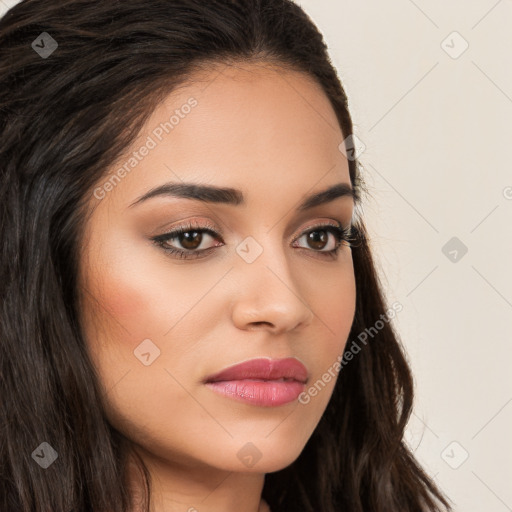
[293,227,343,252]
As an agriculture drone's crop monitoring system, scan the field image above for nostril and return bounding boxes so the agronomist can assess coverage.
[250,321,273,328]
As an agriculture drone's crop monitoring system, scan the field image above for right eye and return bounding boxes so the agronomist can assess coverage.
[151,221,224,260]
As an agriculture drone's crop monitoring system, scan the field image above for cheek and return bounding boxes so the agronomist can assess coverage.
[82,236,174,341]
[312,259,356,355]
[79,257,195,436]
[79,237,216,398]
[78,239,171,392]
[300,260,356,408]
[99,272,157,328]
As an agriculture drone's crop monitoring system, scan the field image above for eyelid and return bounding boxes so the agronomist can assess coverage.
[154,217,348,242]
[290,218,345,239]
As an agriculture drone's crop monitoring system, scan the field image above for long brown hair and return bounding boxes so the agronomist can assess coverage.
[0,1,452,510]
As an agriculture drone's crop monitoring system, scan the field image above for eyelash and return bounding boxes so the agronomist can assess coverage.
[151,220,355,261]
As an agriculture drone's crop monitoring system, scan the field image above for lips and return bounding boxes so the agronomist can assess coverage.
[204,357,309,384]
[204,357,309,407]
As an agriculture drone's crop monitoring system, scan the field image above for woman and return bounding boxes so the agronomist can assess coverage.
[0,1,452,511]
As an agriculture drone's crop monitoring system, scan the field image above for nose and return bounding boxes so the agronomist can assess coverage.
[230,239,315,335]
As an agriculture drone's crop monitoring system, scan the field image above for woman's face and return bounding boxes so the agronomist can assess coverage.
[78,62,356,476]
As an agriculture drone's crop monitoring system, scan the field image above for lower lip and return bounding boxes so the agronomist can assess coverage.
[205,379,306,407]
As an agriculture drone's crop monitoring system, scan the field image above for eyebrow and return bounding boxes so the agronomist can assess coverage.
[128,181,358,210]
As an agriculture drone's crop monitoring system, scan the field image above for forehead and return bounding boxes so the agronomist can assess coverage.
[94,61,351,211]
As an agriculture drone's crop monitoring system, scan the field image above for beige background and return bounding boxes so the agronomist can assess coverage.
[2,0,511,510]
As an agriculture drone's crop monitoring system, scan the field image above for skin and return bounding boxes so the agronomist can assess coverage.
[77,61,357,512]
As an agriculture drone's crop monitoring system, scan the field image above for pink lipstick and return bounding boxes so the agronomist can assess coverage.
[204,357,308,407]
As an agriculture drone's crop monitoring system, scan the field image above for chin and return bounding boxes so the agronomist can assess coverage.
[251,452,303,474]
[209,436,308,474]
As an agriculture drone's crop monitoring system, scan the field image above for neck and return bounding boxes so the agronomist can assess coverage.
[126,447,269,512]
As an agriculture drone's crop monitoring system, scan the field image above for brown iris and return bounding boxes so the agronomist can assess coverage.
[179,230,203,250]
[306,230,328,250]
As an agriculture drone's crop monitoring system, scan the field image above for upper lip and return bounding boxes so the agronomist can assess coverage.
[204,357,309,384]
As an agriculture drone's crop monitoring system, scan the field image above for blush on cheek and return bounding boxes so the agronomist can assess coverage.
[81,268,156,346]
[104,281,148,320]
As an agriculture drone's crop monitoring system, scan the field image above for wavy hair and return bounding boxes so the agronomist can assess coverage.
[0,1,452,510]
